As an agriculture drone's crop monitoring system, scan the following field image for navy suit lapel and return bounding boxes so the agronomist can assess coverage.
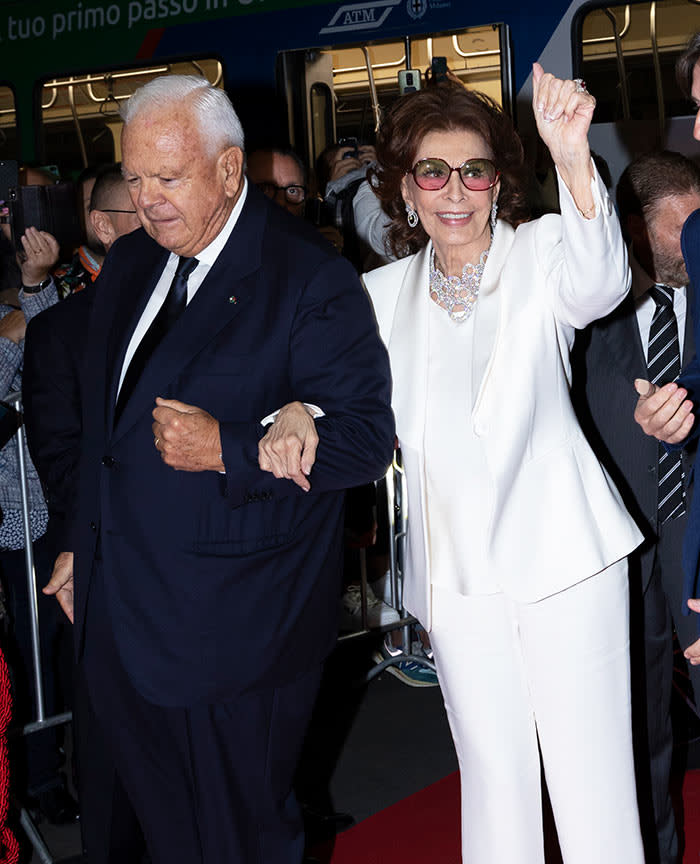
[599,283,694,379]
[111,185,267,441]
[103,236,169,430]
[597,293,648,381]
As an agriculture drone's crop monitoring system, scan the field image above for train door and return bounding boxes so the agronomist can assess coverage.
[573,0,698,187]
[278,22,515,177]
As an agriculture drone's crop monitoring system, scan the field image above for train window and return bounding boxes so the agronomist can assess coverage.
[0,87,17,162]
[38,58,224,175]
[577,1,696,125]
[280,24,508,169]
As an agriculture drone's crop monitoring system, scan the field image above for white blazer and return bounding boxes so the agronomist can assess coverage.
[364,169,643,629]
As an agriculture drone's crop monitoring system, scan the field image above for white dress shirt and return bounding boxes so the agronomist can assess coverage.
[117,180,249,396]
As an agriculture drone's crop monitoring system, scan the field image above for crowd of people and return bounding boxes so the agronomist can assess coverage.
[0,29,695,864]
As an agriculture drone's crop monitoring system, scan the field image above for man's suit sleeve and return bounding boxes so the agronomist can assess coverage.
[671,210,700,449]
[218,255,395,507]
[23,303,84,550]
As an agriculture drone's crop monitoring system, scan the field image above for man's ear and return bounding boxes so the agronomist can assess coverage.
[90,210,115,249]
[220,147,245,199]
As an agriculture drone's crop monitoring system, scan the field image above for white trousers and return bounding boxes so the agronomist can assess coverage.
[429,559,644,864]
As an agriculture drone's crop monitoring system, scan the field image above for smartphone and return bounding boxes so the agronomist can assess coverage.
[10,182,82,255]
[399,69,422,94]
[431,56,448,83]
[338,137,359,159]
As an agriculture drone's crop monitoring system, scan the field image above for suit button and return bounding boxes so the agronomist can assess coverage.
[102,456,115,468]
[89,521,96,532]
[647,465,656,473]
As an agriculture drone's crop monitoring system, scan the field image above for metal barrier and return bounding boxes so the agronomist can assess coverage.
[338,449,436,682]
[5,391,72,864]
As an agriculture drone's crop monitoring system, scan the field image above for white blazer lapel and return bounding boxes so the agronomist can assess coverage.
[388,245,431,448]
[471,220,515,415]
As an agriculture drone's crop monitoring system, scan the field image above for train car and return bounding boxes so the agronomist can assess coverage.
[0,0,696,187]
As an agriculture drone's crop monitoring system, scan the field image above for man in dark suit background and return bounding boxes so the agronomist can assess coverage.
[572,150,700,864]
[42,74,394,864]
[635,35,700,639]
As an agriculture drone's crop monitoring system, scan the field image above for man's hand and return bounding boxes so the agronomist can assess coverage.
[43,551,74,623]
[18,227,59,286]
[258,401,319,492]
[152,397,224,472]
[0,309,26,343]
[633,378,695,444]
[327,145,376,184]
[685,599,700,665]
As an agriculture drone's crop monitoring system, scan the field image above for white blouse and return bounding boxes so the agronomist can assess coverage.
[424,297,497,596]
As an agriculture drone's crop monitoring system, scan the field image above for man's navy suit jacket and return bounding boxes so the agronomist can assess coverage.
[676,208,700,611]
[571,275,696,597]
[68,184,394,708]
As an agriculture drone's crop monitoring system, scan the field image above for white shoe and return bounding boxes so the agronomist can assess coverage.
[340,583,400,631]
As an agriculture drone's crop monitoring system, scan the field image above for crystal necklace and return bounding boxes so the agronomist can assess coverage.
[429,243,490,323]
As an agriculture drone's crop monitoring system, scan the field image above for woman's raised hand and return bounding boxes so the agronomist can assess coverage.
[531,62,595,174]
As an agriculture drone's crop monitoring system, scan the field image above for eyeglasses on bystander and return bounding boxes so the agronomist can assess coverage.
[256,183,307,205]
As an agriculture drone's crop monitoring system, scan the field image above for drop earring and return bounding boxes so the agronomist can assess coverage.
[406,205,419,228]
[490,199,498,233]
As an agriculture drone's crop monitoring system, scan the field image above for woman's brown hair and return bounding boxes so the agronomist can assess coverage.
[368,83,528,258]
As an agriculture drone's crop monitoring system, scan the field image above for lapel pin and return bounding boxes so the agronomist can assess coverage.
[228,295,237,304]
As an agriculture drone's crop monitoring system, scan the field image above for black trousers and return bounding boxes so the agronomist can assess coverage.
[630,513,692,864]
[82,560,322,864]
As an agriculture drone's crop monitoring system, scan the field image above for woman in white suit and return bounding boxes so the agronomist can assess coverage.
[362,65,644,863]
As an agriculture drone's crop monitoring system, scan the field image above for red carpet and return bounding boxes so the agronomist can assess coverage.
[313,770,700,863]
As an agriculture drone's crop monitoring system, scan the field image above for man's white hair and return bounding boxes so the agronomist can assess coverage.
[121,74,245,153]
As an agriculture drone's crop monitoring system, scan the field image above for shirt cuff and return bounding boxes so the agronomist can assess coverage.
[260,403,325,426]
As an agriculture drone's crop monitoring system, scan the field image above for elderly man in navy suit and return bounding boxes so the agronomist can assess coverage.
[43,74,394,864]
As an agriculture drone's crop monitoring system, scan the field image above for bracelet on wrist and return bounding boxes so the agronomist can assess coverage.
[21,277,51,293]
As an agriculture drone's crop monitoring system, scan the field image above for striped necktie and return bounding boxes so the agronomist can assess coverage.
[647,284,685,523]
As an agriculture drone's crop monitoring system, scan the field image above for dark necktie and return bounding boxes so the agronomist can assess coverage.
[647,284,685,523]
[115,256,199,423]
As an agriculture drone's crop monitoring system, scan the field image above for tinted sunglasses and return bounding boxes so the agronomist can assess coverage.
[410,157,500,192]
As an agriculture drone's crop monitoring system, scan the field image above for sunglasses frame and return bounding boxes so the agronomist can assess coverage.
[409,157,500,192]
